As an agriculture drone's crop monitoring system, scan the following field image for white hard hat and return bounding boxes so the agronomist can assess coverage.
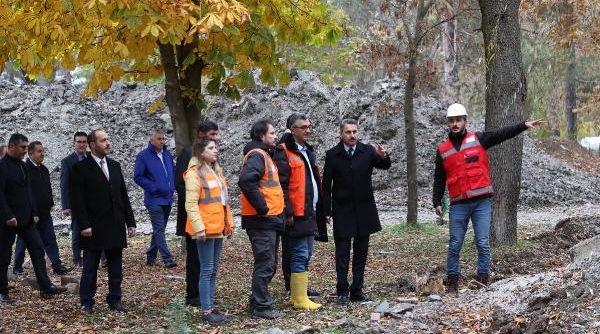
[447,103,468,118]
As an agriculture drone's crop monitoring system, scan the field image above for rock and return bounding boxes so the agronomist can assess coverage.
[334,317,350,327]
[374,300,390,313]
[525,314,549,334]
[61,276,80,285]
[295,326,319,334]
[427,294,442,302]
[396,297,418,304]
[384,303,414,317]
[65,283,79,294]
[21,277,39,289]
[262,328,286,334]
[370,312,381,321]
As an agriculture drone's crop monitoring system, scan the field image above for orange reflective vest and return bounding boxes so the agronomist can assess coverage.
[240,148,284,216]
[280,142,308,216]
[439,132,494,204]
[184,169,233,236]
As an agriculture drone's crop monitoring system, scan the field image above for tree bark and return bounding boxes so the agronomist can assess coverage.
[158,43,186,155]
[478,0,526,246]
[564,42,577,141]
[441,0,460,101]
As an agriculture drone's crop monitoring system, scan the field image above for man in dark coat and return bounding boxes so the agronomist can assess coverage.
[60,131,88,266]
[13,141,72,276]
[174,120,219,306]
[322,119,391,305]
[0,133,67,303]
[70,129,136,314]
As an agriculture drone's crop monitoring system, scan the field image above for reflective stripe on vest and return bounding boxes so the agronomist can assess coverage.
[197,174,222,204]
[184,168,232,236]
[240,148,284,216]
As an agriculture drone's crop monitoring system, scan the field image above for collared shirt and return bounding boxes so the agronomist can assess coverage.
[155,149,168,177]
[343,144,356,156]
[77,152,87,161]
[28,158,40,167]
[296,142,319,211]
[91,153,109,179]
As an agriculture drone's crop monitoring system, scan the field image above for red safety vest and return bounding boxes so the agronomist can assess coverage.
[184,169,233,236]
[439,132,494,204]
[240,148,284,216]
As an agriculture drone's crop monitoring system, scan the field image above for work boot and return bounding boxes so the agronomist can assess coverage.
[290,272,321,310]
[446,274,459,297]
[477,274,490,286]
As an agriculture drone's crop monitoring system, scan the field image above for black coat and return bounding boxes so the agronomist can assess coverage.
[322,141,391,238]
[175,145,192,236]
[70,156,136,250]
[0,155,37,227]
[26,159,54,219]
[60,151,85,210]
[274,133,327,241]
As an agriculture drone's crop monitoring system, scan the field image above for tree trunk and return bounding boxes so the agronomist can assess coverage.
[441,0,460,101]
[478,0,526,246]
[564,42,577,141]
[158,43,187,155]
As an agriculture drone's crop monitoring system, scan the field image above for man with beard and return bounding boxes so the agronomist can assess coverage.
[70,129,136,314]
[432,103,544,296]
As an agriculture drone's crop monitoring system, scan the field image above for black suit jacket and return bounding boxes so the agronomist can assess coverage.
[26,159,54,219]
[70,155,136,250]
[60,152,81,210]
[174,146,192,236]
[322,141,391,238]
[0,155,37,227]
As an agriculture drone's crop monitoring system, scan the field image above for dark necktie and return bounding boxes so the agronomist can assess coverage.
[348,147,354,158]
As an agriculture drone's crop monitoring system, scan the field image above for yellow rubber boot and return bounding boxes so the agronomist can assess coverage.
[290,272,321,310]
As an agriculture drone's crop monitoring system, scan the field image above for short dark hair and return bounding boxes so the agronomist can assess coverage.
[339,118,358,131]
[28,141,42,153]
[87,129,102,145]
[197,120,219,135]
[250,119,273,141]
[286,113,308,129]
[73,131,87,141]
[8,133,28,145]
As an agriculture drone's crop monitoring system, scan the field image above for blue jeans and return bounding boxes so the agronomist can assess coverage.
[282,235,314,290]
[447,197,492,276]
[196,238,223,311]
[14,215,63,272]
[146,205,174,265]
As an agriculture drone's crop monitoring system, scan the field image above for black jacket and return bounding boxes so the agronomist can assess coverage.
[238,140,285,231]
[70,155,136,250]
[175,145,192,236]
[60,151,85,210]
[26,159,54,219]
[432,121,529,207]
[274,133,327,241]
[322,141,391,238]
[0,155,37,227]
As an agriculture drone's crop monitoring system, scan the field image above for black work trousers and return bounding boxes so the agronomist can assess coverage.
[334,235,370,296]
[184,234,200,305]
[79,248,123,308]
[0,223,52,294]
[246,229,279,311]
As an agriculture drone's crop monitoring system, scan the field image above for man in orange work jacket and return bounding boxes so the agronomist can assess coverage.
[238,119,286,319]
[274,113,328,310]
[433,103,545,296]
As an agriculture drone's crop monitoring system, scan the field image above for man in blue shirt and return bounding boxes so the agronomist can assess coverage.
[134,130,176,268]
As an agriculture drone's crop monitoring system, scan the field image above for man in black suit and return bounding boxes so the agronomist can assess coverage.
[12,141,73,276]
[0,133,67,303]
[322,119,391,305]
[70,129,136,314]
[60,131,88,266]
[175,120,219,306]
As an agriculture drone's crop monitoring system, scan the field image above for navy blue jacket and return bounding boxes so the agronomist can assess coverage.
[60,152,85,210]
[0,155,37,227]
[133,143,175,206]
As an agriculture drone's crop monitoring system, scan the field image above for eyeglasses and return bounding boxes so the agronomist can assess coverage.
[293,125,312,131]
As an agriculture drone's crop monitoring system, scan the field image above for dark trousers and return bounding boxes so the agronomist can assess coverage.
[184,234,200,305]
[246,229,279,310]
[14,215,63,271]
[334,235,370,296]
[71,217,82,265]
[80,248,123,307]
[0,224,52,293]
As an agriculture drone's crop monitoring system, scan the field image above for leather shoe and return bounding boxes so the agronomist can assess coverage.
[0,292,14,303]
[109,302,128,313]
[40,284,68,299]
[350,292,371,302]
[54,265,74,275]
[164,262,177,269]
[80,305,94,314]
[337,295,349,305]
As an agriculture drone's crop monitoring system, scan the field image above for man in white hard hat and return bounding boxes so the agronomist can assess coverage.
[432,103,544,296]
